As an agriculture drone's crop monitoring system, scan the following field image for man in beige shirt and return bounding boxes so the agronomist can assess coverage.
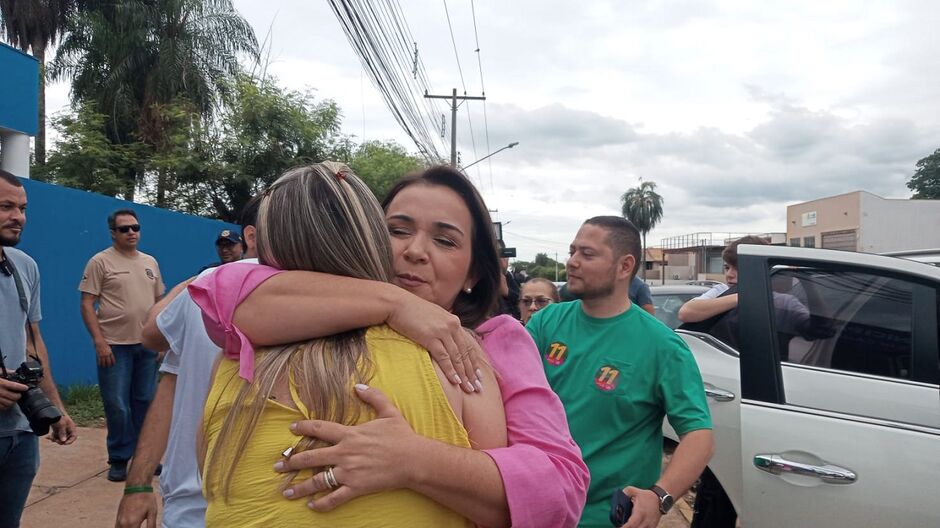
[79,209,164,482]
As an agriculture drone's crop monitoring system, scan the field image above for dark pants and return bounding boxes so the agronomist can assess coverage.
[0,432,39,528]
[691,467,737,528]
[97,344,158,463]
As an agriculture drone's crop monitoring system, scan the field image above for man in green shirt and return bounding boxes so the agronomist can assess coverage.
[527,216,714,528]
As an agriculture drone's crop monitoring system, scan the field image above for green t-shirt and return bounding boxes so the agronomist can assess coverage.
[527,300,712,528]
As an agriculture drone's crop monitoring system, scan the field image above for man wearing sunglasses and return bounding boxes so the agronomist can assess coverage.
[79,209,165,482]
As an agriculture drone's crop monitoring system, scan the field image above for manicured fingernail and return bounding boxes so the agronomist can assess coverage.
[274,461,285,471]
[475,369,482,379]
[307,501,316,509]
[289,422,298,432]
[465,381,476,393]
[354,383,369,391]
[474,379,484,392]
[283,488,294,498]
[453,374,462,384]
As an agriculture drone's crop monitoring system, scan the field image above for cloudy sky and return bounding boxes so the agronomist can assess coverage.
[46,0,940,260]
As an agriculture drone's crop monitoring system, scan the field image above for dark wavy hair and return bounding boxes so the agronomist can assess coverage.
[382,166,500,329]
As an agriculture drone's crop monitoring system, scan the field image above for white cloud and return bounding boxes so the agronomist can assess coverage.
[41,0,940,261]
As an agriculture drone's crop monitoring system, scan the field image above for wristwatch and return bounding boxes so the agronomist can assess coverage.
[649,484,674,514]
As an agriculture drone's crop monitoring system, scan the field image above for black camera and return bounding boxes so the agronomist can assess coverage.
[2,357,62,436]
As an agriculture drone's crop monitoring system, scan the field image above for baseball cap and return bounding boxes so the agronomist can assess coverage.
[216,229,242,245]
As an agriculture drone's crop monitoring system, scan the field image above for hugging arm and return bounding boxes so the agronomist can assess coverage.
[209,267,480,391]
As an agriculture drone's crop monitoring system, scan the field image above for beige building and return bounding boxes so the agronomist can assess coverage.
[659,232,786,283]
[787,191,940,253]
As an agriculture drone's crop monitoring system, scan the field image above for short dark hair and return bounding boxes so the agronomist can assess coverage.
[0,169,23,187]
[239,195,262,229]
[108,209,138,230]
[238,194,262,251]
[583,216,642,278]
[722,235,768,268]
[382,166,500,329]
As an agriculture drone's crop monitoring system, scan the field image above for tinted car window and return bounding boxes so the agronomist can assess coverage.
[772,269,913,380]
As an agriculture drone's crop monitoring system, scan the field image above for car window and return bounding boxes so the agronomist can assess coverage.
[772,268,914,380]
[651,293,698,329]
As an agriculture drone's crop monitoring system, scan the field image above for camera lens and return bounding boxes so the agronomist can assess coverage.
[18,387,62,436]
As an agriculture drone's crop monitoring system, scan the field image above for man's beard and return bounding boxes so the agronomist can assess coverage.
[0,227,21,247]
[568,268,618,301]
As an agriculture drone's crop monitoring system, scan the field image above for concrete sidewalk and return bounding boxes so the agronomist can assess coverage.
[21,427,162,527]
[20,426,691,527]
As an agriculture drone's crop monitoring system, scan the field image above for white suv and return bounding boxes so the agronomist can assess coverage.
[664,245,940,527]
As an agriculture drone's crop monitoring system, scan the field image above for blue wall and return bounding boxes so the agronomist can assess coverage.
[0,42,39,135]
[16,179,238,386]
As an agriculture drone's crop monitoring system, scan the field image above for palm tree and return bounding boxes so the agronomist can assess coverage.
[620,180,664,280]
[50,0,258,202]
[0,0,77,165]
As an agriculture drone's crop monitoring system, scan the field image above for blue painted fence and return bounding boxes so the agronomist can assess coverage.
[16,179,238,386]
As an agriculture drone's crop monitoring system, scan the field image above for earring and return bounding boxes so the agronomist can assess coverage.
[464,287,472,294]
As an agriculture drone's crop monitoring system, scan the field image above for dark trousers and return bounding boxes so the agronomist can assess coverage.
[97,343,158,463]
[0,432,39,528]
[691,467,737,528]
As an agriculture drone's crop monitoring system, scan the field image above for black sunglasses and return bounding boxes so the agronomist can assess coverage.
[113,224,141,233]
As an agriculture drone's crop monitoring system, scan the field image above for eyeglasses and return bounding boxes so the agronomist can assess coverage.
[113,224,141,233]
[521,297,553,308]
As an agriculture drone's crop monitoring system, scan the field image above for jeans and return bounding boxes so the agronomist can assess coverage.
[0,432,39,528]
[97,344,158,463]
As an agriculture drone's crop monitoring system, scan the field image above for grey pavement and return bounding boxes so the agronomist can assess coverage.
[22,427,163,527]
[21,426,691,527]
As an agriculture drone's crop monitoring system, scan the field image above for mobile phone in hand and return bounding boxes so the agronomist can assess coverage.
[609,489,633,526]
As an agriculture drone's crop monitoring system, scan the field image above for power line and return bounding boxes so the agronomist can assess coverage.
[441,0,468,94]
[504,230,571,247]
[441,0,482,188]
[469,0,494,195]
[327,0,447,162]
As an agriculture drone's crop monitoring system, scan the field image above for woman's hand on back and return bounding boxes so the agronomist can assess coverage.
[385,293,483,393]
[275,384,426,508]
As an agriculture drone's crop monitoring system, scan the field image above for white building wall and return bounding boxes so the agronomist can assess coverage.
[0,130,31,178]
[858,192,940,253]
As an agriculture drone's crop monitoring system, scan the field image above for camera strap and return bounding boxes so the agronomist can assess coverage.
[0,252,29,314]
[1,252,37,356]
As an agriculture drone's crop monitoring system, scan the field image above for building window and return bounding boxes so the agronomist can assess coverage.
[789,238,800,247]
[803,236,815,248]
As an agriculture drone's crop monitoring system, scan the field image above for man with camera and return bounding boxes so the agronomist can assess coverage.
[80,209,165,482]
[0,170,77,528]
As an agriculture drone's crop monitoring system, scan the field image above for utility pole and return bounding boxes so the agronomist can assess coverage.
[555,252,559,281]
[425,88,486,167]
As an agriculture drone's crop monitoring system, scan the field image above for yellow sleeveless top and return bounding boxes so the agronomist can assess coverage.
[202,325,472,527]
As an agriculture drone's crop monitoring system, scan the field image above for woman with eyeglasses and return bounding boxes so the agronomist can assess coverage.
[518,278,560,325]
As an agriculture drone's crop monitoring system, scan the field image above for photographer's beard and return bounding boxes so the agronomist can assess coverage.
[0,221,23,247]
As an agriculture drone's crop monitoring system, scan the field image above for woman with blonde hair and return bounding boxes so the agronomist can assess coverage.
[190,166,588,527]
[518,278,560,324]
[197,163,505,527]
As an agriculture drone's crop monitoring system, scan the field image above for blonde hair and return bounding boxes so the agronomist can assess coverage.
[205,162,393,501]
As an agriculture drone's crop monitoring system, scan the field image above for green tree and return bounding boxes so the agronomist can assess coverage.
[908,148,940,199]
[0,0,77,165]
[50,0,258,201]
[620,180,664,280]
[513,253,566,281]
[347,140,424,201]
[196,76,344,221]
[34,102,145,196]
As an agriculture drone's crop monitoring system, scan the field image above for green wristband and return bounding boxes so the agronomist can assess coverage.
[123,485,154,495]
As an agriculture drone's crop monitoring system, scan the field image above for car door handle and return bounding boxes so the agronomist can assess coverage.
[754,454,857,484]
[704,383,735,402]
